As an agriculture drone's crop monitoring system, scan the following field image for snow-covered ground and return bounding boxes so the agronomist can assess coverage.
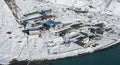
[0,0,120,64]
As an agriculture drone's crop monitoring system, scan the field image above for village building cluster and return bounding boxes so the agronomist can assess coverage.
[1,0,120,64]
[19,7,116,54]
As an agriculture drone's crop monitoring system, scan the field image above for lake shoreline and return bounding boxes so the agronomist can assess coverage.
[6,41,120,65]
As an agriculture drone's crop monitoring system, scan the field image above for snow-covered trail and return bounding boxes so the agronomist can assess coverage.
[0,0,25,64]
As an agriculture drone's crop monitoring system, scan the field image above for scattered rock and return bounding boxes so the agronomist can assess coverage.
[9,59,49,65]
[18,41,22,43]
[9,37,12,39]
[18,26,22,29]
[6,32,12,34]
[89,5,94,8]
[117,0,120,2]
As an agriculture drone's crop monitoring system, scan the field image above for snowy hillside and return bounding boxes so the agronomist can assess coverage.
[0,0,120,64]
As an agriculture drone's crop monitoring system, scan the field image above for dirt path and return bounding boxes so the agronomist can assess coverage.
[4,0,21,23]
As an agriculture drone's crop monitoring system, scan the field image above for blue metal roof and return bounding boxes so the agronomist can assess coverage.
[90,28,96,34]
[40,9,52,15]
[54,22,62,25]
[22,28,41,33]
[21,9,52,24]
[43,21,62,29]
[43,23,51,29]
[23,18,37,23]
[22,30,29,33]
[21,17,38,25]
[77,37,84,40]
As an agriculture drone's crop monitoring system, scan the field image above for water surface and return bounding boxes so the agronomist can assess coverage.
[47,43,120,65]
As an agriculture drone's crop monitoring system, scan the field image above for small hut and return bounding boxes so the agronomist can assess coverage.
[71,23,83,29]
[95,23,104,28]
[29,30,41,35]
[22,28,41,35]
[76,36,89,45]
[67,31,79,38]
[59,28,72,36]
[43,21,62,30]
[23,11,40,17]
